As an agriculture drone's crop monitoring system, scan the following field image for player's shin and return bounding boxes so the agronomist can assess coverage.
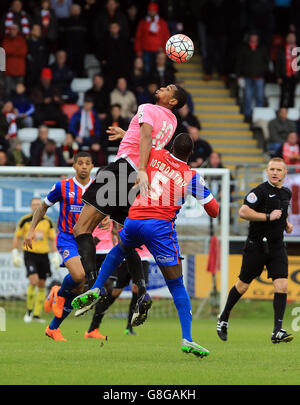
[88,293,116,332]
[93,244,127,290]
[48,293,75,330]
[125,249,147,298]
[75,233,97,288]
[166,276,192,342]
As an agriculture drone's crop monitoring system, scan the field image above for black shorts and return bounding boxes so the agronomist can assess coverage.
[24,251,51,280]
[95,254,149,290]
[82,158,137,225]
[239,239,288,284]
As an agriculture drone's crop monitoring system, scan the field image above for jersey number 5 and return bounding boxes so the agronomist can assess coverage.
[149,172,170,200]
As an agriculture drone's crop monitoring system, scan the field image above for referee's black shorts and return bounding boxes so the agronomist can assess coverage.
[24,251,51,280]
[95,254,149,290]
[82,159,137,225]
[239,239,288,284]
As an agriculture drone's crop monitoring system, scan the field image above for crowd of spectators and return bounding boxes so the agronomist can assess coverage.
[1,0,300,171]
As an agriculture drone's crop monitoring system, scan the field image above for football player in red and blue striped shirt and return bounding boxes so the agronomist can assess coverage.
[24,152,107,341]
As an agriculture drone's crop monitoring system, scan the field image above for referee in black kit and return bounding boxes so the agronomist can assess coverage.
[217,157,294,344]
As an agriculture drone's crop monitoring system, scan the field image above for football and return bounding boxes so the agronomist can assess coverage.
[165,34,194,63]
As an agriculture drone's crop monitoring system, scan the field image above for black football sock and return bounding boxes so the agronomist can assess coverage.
[88,292,116,332]
[125,249,146,298]
[75,233,97,288]
[273,292,287,333]
[219,286,242,322]
[126,292,138,330]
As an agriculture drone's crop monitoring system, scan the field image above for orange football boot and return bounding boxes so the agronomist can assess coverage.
[84,329,108,340]
[45,326,67,341]
[52,288,65,318]
[44,285,60,313]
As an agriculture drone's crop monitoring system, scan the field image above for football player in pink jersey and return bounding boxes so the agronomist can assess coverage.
[72,133,219,356]
[72,84,187,326]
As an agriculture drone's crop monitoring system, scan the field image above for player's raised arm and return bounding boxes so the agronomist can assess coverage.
[24,202,49,250]
[135,122,153,197]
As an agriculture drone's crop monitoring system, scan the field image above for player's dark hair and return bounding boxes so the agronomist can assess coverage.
[173,85,187,110]
[74,151,92,163]
[172,132,194,161]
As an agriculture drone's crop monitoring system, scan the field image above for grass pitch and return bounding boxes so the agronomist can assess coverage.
[0,300,299,386]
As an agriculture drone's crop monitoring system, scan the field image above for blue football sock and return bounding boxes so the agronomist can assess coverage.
[166,275,193,342]
[49,293,75,330]
[57,273,79,297]
[93,244,126,290]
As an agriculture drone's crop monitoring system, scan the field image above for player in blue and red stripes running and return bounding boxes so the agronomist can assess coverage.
[72,133,219,356]
[24,152,107,341]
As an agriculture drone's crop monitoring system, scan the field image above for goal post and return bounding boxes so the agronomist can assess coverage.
[0,165,230,316]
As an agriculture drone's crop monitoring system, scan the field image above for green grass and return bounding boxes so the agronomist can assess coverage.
[0,300,299,385]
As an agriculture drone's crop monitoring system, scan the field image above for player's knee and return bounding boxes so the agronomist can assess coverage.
[72,271,85,284]
[273,278,288,293]
[236,280,249,295]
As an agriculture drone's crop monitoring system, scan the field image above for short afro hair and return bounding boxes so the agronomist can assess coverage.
[173,85,187,110]
[172,132,194,158]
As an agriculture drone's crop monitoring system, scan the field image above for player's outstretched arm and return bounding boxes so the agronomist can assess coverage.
[24,202,49,250]
[106,126,126,141]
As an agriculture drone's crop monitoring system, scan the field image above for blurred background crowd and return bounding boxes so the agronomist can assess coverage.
[0,0,300,170]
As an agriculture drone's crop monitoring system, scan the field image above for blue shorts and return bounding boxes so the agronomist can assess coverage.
[56,232,79,264]
[119,218,182,267]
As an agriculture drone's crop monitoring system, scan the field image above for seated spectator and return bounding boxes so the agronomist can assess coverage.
[128,56,149,97]
[63,4,87,77]
[275,131,300,172]
[110,77,137,121]
[175,104,201,135]
[101,103,128,152]
[2,101,18,139]
[11,82,34,128]
[96,21,131,88]
[268,107,297,155]
[0,150,8,166]
[33,0,58,54]
[149,51,176,88]
[137,80,158,105]
[40,138,66,166]
[26,24,49,89]
[1,0,31,38]
[60,132,79,166]
[49,50,78,104]
[176,79,194,113]
[30,124,49,165]
[30,67,68,129]
[276,32,300,108]
[188,127,213,168]
[7,137,28,166]
[134,2,170,73]
[2,24,28,97]
[69,94,101,151]
[85,74,110,121]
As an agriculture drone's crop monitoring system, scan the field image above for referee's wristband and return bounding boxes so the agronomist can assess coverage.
[266,213,270,222]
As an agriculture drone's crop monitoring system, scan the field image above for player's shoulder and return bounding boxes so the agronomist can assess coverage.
[281,185,292,197]
[18,213,33,228]
[244,182,267,203]
[43,215,55,227]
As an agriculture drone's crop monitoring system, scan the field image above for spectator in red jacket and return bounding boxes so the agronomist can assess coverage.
[134,1,170,73]
[2,24,28,96]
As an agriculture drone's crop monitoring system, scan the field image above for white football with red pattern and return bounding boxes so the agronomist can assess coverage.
[165,34,194,63]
